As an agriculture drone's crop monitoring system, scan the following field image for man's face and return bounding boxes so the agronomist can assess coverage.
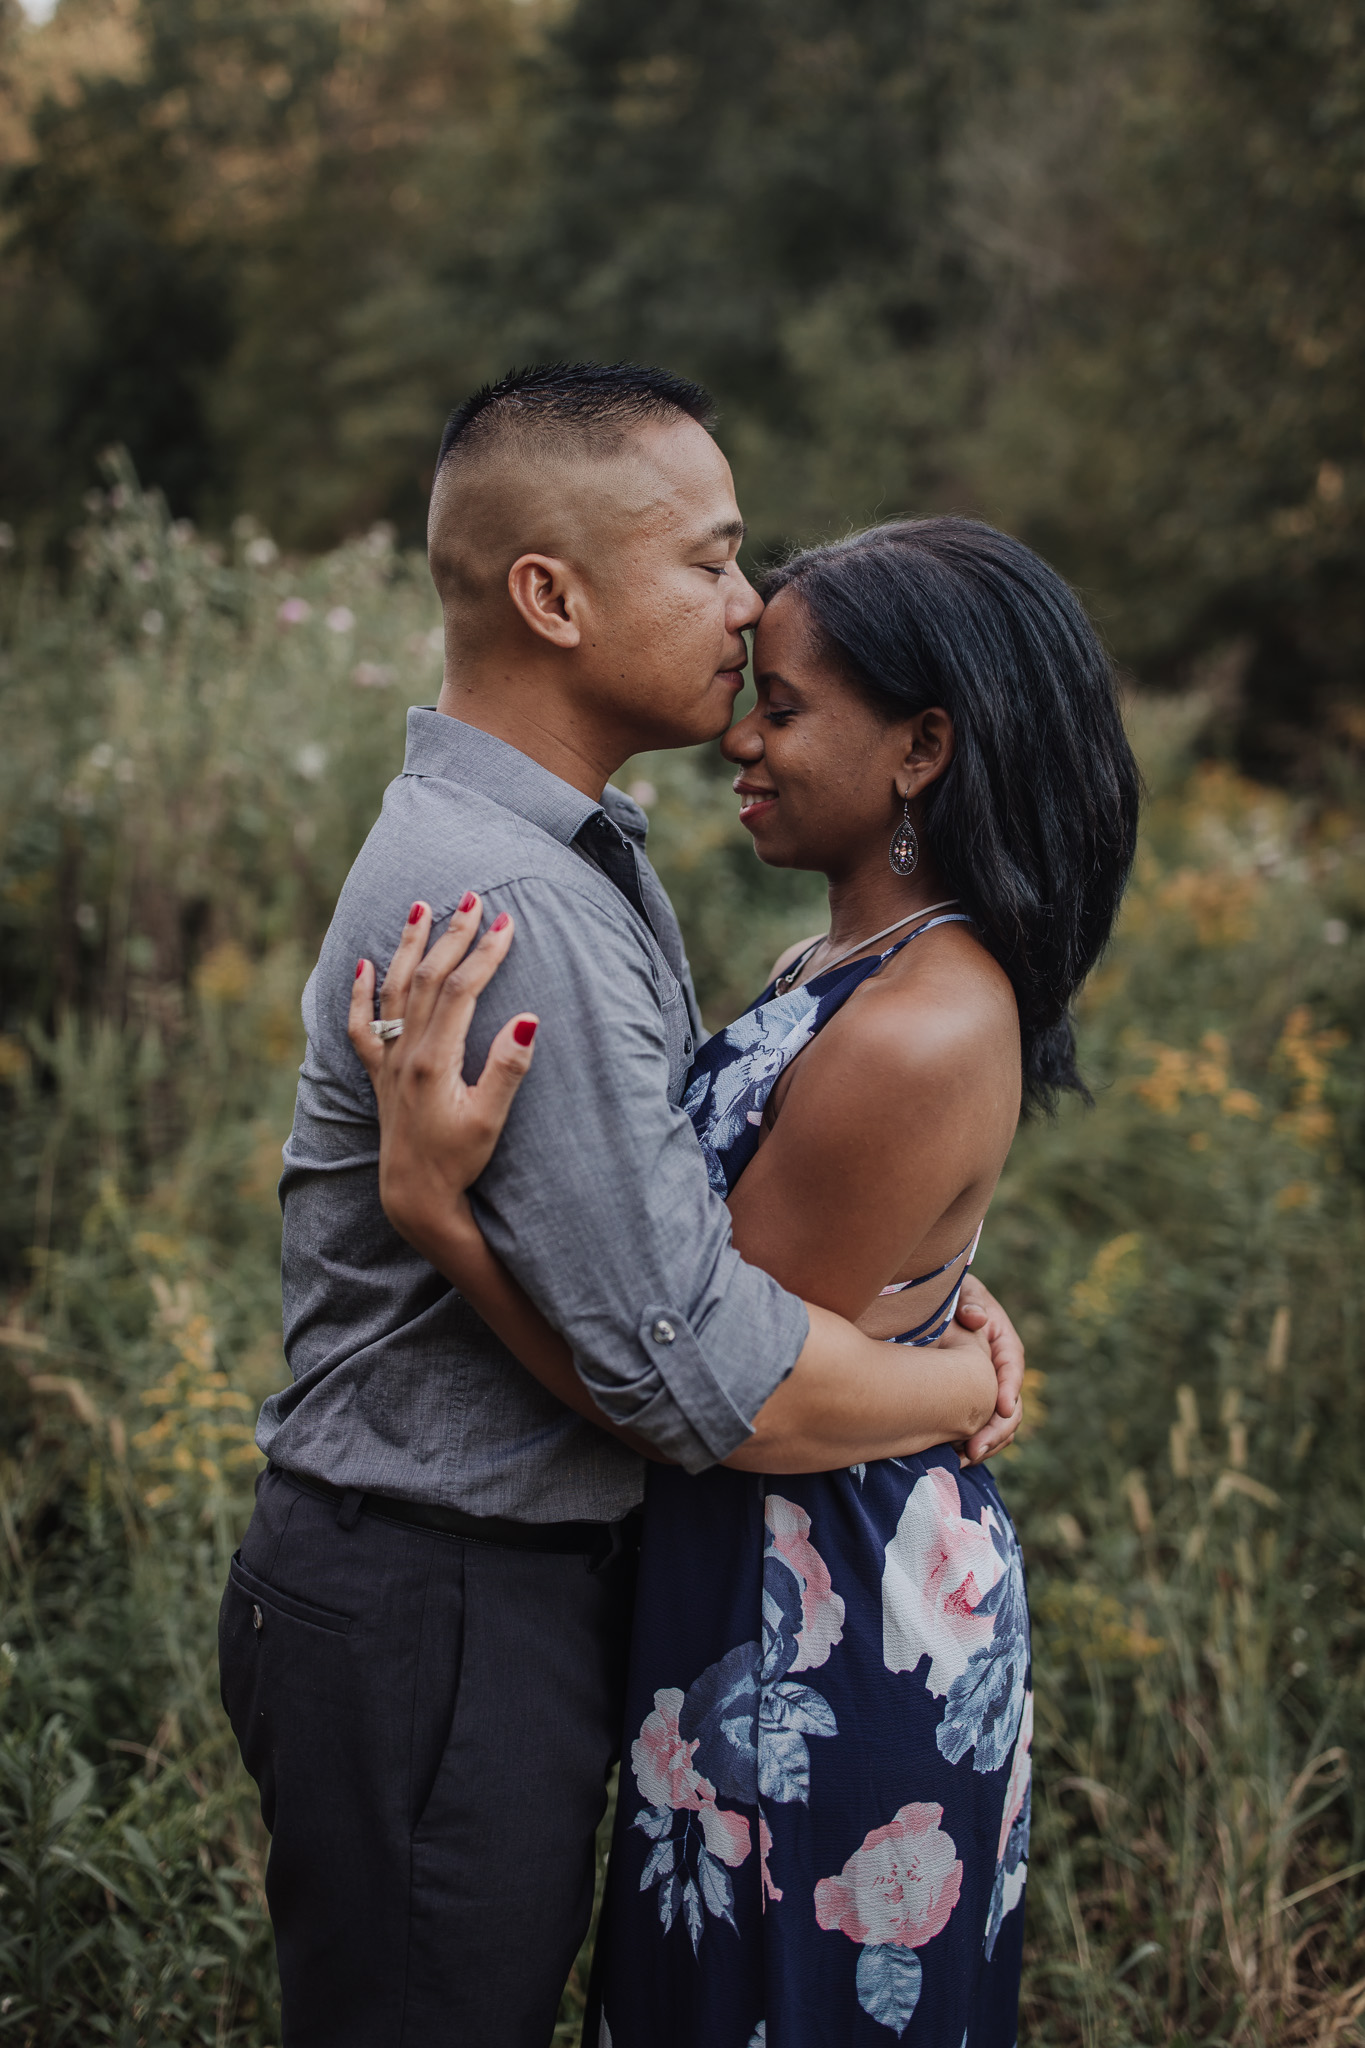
[577,417,763,754]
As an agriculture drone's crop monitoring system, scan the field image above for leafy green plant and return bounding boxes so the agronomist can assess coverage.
[1,478,1362,2044]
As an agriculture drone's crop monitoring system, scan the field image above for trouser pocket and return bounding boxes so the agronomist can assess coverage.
[218,1549,354,1836]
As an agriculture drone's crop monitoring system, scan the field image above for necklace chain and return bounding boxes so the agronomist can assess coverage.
[773,899,962,995]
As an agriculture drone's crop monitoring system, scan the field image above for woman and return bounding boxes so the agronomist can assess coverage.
[349,518,1140,2045]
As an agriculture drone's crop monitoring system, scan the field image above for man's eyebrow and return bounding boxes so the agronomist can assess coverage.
[704,517,747,545]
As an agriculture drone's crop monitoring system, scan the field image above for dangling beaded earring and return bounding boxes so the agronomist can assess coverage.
[889,797,919,876]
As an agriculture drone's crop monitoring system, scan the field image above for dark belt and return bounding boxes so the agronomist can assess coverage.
[270,1463,641,1569]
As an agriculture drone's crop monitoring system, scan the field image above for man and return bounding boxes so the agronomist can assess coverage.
[219,362,1024,2046]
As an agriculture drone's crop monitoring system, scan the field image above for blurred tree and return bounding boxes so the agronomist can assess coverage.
[1,0,1361,765]
[0,0,536,545]
[954,0,1365,770]
[496,0,1010,551]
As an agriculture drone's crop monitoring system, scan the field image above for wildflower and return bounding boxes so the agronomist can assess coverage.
[1070,1233,1142,1324]
[1220,1090,1262,1119]
[277,597,312,625]
[1323,919,1347,945]
[245,536,279,567]
[196,942,255,1003]
[325,605,356,634]
[295,743,327,781]
[352,661,395,688]
[0,1036,29,1084]
[1272,1005,1345,1147]
[1156,867,1259,945]
[628,779,658,809]
[140,609,164,636]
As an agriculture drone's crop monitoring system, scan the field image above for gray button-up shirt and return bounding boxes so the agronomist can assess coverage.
[258,709,809,1522]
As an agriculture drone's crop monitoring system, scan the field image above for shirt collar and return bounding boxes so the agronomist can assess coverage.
[402,707,648,849]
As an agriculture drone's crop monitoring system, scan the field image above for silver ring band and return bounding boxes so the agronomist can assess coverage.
[369,1018,404,1042]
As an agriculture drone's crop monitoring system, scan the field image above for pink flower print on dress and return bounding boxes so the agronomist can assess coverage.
[758,1815,783,1908]
[997,1690,1032,1865]
[816,1803,963,2035]
[632,1687,714,1811]
[814,1802,963,1951]
[764,1494,846,1671]
[698,1802,751,1868]
[630,1686,751,1954]
[985,1689,1032,1957]
[881,1465,1007,1694]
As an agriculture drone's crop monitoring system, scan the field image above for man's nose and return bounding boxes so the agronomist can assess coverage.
[727,567,764,632]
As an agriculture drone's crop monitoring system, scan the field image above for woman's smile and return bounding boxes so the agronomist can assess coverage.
[734,776,778,828]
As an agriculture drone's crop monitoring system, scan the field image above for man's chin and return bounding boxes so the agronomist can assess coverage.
[644,703,740,751]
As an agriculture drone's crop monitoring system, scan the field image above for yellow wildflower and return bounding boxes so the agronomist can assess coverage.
[1071,1233,1142,1325]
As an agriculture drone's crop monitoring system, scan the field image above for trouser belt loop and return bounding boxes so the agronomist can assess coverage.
[335,1487,364,1532]
[587,1508,643,1575]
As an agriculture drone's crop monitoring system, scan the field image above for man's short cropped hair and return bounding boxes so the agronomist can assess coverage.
[436,361,716,471]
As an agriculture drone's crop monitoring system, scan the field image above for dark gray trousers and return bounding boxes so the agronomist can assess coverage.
[219,1467,634,2048]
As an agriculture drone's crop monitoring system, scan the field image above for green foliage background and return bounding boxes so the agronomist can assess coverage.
[2,0,1363,763]
[0,483,1363,2044]
[2,0,1364,2037]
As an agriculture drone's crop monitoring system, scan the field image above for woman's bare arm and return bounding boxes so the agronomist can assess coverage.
[347,901,1014,1472]
[391,1193,999,1474]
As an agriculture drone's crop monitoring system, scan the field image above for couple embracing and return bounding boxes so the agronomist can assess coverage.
[219,361,1139,2048]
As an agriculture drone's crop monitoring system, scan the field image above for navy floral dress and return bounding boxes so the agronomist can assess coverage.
[589,923,1030,2048]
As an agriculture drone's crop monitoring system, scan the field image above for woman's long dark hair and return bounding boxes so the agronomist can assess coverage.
[762,518,1141,1113]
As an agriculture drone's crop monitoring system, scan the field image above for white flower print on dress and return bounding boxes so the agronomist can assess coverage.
[764,1495,846,1672]
[682,991,820,1191]
[882,1465,1029,1773]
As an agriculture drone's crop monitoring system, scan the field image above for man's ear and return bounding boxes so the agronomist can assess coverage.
[896,706,955,801]
[507,554,583,649]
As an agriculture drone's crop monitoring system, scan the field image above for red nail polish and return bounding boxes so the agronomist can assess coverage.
[355,959,365,979]
[407,902,424,925]
[458,891,477,914]
[490,912,510,933]
[513,1018,537,1047]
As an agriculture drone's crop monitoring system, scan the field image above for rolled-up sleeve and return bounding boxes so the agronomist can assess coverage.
[464,878,809,1471]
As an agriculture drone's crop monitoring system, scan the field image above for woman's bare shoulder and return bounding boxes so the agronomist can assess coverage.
[803,927,1020,1105]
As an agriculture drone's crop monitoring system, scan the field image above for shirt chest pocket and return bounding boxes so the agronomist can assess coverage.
[659,975,695,1104]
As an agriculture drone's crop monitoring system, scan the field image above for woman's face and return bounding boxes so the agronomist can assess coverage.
[722,587,949,878]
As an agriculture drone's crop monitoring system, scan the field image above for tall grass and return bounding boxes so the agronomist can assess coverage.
[1,470,1362,2044]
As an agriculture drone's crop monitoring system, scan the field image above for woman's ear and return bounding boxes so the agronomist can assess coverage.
[507,554,583,649]
[896,706,955,801]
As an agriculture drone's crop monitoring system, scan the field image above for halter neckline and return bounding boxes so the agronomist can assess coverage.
[773,899,962,995]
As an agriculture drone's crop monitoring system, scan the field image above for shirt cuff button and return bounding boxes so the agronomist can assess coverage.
[651,1317,677,1345]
